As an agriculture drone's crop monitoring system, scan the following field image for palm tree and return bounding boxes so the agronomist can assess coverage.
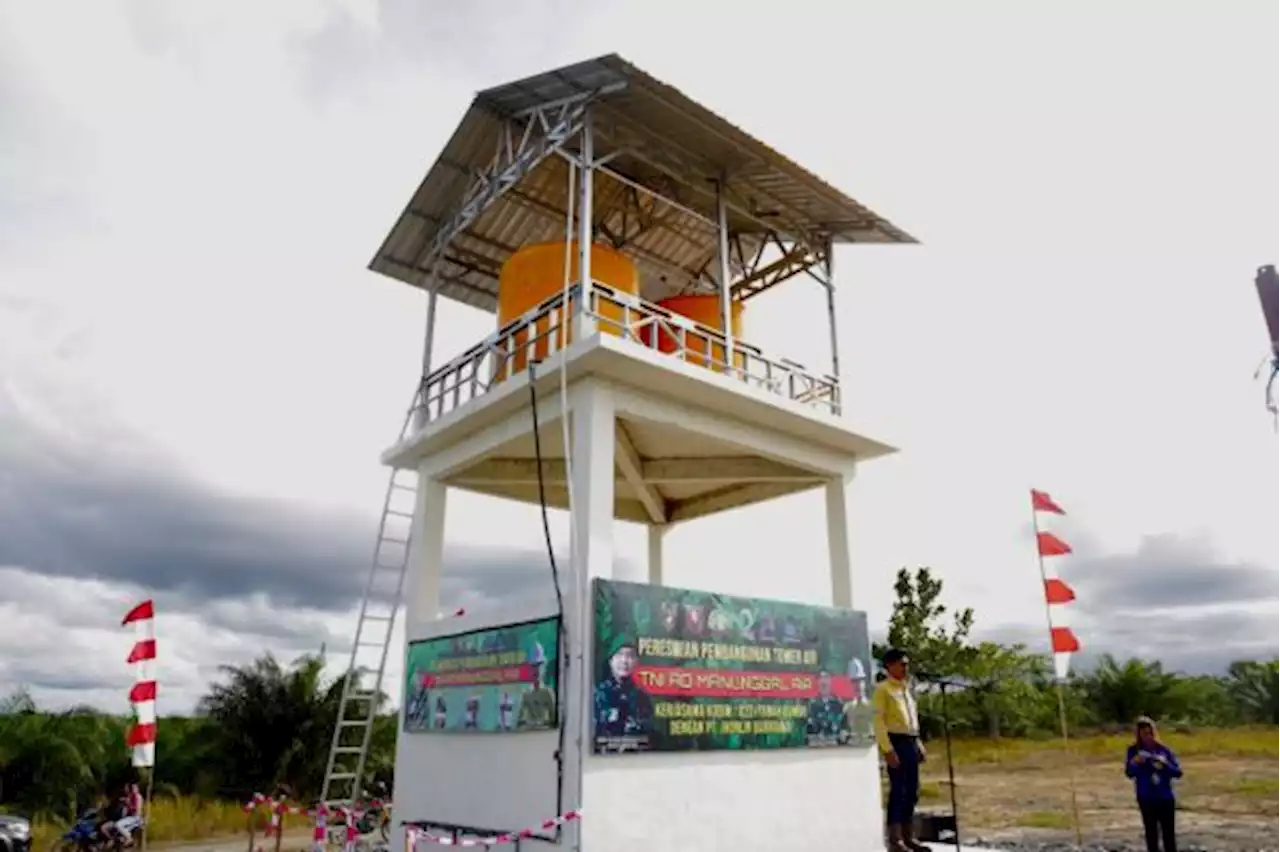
[1080,655,1179,724]
[1226,658,1279,724]
[1166,675,1237,726]
[153,715,225,798]
[198,653,373,800]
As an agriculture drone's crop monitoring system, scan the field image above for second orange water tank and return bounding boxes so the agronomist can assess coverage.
[648,294,746,374]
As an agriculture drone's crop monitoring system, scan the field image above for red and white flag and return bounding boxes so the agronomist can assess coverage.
[1031,490,1080,681]
[123,600,157,767]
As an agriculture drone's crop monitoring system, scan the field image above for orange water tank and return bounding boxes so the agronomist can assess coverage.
[495,241,639,380]
[649,294,746,374]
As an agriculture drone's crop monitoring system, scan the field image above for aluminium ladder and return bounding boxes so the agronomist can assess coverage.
[320,460,420,808]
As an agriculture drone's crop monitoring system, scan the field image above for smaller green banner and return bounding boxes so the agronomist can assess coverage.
[404,617,560,734]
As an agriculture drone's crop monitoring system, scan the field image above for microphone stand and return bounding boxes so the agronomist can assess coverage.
[916,672,962,852]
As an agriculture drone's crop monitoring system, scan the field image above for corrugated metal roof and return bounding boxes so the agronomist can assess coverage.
[369,54,916,313]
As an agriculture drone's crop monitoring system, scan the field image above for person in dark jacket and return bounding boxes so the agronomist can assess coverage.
[1125,716,1182,852]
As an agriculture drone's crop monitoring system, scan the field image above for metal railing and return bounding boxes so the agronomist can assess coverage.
[409,282,841,426]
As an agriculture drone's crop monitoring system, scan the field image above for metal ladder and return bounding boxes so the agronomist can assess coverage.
[320,462,420,807]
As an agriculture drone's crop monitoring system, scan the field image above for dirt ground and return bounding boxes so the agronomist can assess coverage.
[153,830,313,852]
[917,744,1279,851]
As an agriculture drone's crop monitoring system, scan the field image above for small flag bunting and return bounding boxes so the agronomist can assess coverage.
[127,639,157,664]
[126,722,158,747]
[122,600,155,625]
[1031,489,1066,515]
[1043,578,1076,604]
[129,680,158,703]
[1050,626,1081,654]
[1037,531,1073,557]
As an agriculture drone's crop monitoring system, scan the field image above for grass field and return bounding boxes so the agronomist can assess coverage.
[913,726,1279,847]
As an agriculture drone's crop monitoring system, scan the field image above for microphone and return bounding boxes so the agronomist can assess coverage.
[913,670,965,687]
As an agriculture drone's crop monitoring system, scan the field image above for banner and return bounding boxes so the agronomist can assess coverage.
[592,579,874,754]
[404,617,560,734]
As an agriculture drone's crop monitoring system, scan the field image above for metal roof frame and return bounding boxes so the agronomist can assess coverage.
[369,54,916,314]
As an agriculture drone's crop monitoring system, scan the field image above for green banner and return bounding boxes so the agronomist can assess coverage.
[592,579,874,754]
[404,617,560,734]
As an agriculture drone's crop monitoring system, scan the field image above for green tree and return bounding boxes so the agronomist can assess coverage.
[1225,658,1279,724]
[958,642,1047,738]
[0,695,128,819]
[363,713,398,795]
[874,567,976,678]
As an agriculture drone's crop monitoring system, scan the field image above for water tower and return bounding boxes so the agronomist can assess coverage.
[323,55,915,852]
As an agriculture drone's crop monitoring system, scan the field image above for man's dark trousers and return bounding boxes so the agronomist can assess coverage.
[885,732,920,827]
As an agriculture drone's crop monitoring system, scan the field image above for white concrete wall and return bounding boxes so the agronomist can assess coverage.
[393,597,565,852]
[581,746,884,852]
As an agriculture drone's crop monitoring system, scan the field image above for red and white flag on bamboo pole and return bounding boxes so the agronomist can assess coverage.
[123,600,157,767]
[1030,490,1080,681]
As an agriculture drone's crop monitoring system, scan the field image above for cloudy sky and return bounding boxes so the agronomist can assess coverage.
[1,0,1276,713]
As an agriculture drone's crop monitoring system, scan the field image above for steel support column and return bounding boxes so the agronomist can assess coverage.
[422,288,439,375]
[823,236,841,388]
[576,111,594,304]
[715,179,734,370]
[413,268,440,430]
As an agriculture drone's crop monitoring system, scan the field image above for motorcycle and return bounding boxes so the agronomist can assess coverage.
[51,809,145,852]
[50,808,103,852]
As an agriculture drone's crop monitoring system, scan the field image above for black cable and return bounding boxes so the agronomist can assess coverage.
[1266,358,1278,417]
[526,360,568,838]
[527,361,566,620]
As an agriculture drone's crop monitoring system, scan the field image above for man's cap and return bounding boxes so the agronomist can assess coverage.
[528,640,547,664]
[881,648,909,665]
[606,635,637,658]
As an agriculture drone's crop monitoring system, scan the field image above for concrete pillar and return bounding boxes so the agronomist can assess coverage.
[391,469,447,852]
[564,381,615,852]
[404,469,448,629]
[569,382,617,588]
[647,525,666,586]
[825,469,855,608]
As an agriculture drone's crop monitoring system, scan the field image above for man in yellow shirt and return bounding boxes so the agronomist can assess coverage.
[873,648,927,852]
